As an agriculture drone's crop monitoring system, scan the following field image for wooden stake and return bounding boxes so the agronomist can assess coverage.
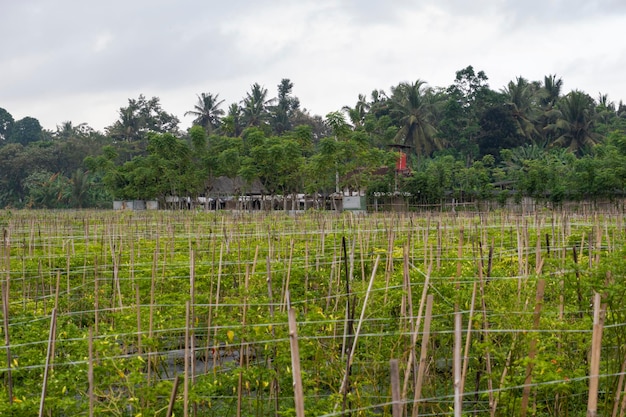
[611,350,626,417]
[587,292,604,417]
[39,308,57,417]
[454,311,463,417]
[135,284,142,355]
[520,279,546,417]
[189,249,196,387]
[412,294,434,417]
[184,301,190,417]
[390,359,402,417]
[339,255,380,398]
[287,294,305,417]
[402,263,433,402]
[88,327,94,417]
[2,280,13,404]
[166,376,181,417]
[460,281,477,395]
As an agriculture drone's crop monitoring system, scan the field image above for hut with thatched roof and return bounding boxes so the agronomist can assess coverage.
[206,176,266,210]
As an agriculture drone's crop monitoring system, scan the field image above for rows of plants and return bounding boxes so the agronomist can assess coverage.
[1,208,626,416]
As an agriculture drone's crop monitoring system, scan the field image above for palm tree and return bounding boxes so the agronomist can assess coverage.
[185,93,225,134]
[596,93,617,126]
[500,77,540,142]
[537,74,564,142]
[55,121,78,140]
[545,90,599,154]
[540,74,563,110]
[70,169,91,208]
[107,106,142,142]
[342,94,370,129]
[270,78,300,134]
[221,103,244,137]
[389,80,443,157]
[241,83,275,127]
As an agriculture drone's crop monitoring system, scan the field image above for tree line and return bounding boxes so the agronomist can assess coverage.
[1,66,626,209]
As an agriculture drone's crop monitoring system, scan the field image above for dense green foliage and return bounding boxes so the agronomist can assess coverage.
[2,69,626,209]
[1,209,626,416]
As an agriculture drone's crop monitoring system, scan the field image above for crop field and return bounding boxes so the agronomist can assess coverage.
[1,206,626,416]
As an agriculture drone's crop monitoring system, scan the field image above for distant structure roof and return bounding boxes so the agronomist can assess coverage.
[207,176,266,195]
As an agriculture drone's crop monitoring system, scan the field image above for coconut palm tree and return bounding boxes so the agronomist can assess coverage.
[596,93,617,126]
[241,83,275,128]
[500,77,540,142]
[539,74,563,110]
[545,90,599,154]
[184,92,225,134]
[270,78,300,134]
[389,80,443,157]
[536,74,564,142]
[342,94,370,129]
[221,103,244,137]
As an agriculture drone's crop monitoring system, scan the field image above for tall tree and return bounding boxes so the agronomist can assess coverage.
[545,90,599,154]
[54,121,93,140]
[0,107,15,143]
[106,95,180,142]
[221,103,244,137]
[439,66,494,163]
[184,92,225,134]
[9,117,43,145]
[389,80,443,157]
[342,93,370,129]
[270,78,300,134]
[537,74,564,142]
[325,111,350,193]
[539,74,563,110]
[500,77,540,142]
[241,83,274,128]
[450,66,490,107]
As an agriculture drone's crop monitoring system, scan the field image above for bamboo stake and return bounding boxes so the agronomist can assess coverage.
[402,245,413,344]
[475,244,495,416]
[135,284,142,355]
[166,376,181,417]
[94,256,99,337]
[587,292,604,417]
[211,244,224,371]
[520,279,546,417]
[402,263,433,403]
[459,281,477,395]
[38,308,57,417]
[287,293,305,417]
[454,311,462,417]
[340,236,354,364]
[384,227,394,305]
[390,359,402,417]
[412,294,434,417]
[2,280,13,404]
[611,351,626,417]
[266,239,279,416]
[189,249,196,389]
[88,327,94,417]
[280,239,295,312]
[339,255,380,400]
[237,264,251,417]
[436,221,442,269]
[184,301,190,417]
[148,248,157,380]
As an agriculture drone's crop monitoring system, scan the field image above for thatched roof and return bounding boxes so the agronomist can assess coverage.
[207,176,266,195]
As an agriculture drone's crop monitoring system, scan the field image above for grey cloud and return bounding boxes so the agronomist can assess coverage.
[1,0,251,98]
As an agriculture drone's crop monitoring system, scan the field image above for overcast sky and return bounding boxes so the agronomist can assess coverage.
[2,0,626,133]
